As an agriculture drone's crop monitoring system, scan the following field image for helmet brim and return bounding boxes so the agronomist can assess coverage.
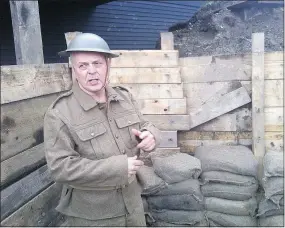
[58,49,119,58]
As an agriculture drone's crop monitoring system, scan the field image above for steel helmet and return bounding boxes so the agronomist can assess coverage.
[58,33,119,58]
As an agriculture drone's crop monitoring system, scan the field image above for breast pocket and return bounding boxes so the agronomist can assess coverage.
[75,122,117,159]
[115,113,141,149]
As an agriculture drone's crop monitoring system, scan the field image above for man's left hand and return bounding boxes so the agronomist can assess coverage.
[131,129,156,151]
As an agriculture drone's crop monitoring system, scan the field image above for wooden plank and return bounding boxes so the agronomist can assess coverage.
[251,33,265,179]
[1,93,60,162]
[110,84,184,99]
[138,98,187,115]
[159,131,177,148]
[1,165,53,220]
[1,64,72,104]
[1,183,64,227]
[191,107,283,132]
[155,147,181,153]
[109,67,181,84]
[1,144,45,188]
[143,114,190,130]
[178,131,283,153]
[184,80,283,110]
[189,87,251,129]
[9,1,44,64]
[111,50,179,67]
[160,32,174,50]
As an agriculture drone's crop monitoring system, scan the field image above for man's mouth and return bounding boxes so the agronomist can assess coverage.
[88,79,100,85]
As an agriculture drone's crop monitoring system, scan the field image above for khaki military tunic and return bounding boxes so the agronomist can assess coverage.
[44,81,161,225]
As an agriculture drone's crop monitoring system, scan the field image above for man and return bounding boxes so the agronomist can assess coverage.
[44,33,161,226]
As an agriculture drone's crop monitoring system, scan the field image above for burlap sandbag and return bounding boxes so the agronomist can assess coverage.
[258,215,284,227]
[153,179,203,200]
[142,196,149,213]
[136,165,167,195]
[257,198,284,217]
[200,171,257,186]
[194,145,258,178]
[263,151,284,178]
[204,197,257,216]
[201,182,259,201]
[152,219,209,227]
[151,209,206,225]
[206,211,257,226]
[147,194,204,211]
[150,152,201,183]
[263,176,284,199]
[270,194,284,207]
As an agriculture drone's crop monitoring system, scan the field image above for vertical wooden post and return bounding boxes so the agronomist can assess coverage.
[9,1,44,64]
[252,33,265,180]
[160,32,174,50]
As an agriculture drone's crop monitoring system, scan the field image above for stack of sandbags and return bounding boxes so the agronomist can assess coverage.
[257,151,284,227]
[194,145,259,227]
[141,150,207,227]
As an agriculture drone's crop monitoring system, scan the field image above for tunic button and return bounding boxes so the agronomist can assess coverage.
[91,133,95,136]
[115,135,119,139]
[122,149,126,154]
[109,118,112,122]
[128,121,131,124]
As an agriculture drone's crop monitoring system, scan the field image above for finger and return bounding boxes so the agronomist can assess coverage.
[133,160,144,166]
[144,143,155,152]
[128,171,136,175]
[131,129,141,137]
[137,137,153,149]
[143,140,155,150]
[129,155,137,160]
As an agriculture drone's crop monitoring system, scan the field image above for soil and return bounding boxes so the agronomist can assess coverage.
[169,1,284,57]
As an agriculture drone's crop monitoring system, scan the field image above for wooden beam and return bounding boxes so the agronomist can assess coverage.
[159,131,177,148]
[160,32,174,50]
[189,86,251,129]
[1,144,45,188]
[1,165,53,220]
[1,183,64,227]
[1,93,60,162]
[138,98,187,115]
[111,50,179,67]
[9,1,44,64]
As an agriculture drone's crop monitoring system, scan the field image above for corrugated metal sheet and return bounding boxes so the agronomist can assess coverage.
[1,0,202,65]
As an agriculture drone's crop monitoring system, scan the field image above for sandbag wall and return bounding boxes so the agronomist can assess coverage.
[257,151,284,226]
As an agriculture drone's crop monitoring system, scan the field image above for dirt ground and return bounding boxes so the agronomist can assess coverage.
[170,1,284,57]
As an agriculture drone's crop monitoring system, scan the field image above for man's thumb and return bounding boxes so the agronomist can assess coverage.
[131,129,141,136]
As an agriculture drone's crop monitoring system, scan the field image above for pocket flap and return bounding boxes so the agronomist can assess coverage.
[76,123,106,141]
[115,114,140,128]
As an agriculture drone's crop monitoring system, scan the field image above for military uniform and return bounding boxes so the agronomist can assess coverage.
[44,81,161,226]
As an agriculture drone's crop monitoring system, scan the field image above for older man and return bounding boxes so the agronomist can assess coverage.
[44,33,161,226]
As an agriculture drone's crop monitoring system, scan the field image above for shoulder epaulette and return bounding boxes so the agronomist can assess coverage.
[50,90,73,108]
[113,86,129,93]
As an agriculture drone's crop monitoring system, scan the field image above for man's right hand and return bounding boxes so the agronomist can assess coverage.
[128,156,144,177]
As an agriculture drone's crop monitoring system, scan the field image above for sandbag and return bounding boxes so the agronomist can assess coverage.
[204,197,257,216]
[153,179,203,201]
[270,194,284,207]
[257,198,284,217]
[263,176,284,199]
[142,196,149,213]
[194,145,258,178]
[206,211,257,227]
[136,165,166,195]
[201,182,259,201]
[263,151,284,178]
[200,171,257,186]
[150,152,201,183]
[147,194,204,211]
[258,215,284,227]
[151,209,206,225]
[152,219,209,227]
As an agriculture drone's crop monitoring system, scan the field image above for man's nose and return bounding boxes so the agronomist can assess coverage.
[87,64,97,74]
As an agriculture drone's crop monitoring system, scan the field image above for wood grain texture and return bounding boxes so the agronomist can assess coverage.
[160,32,174,50]
[159,131,177,148]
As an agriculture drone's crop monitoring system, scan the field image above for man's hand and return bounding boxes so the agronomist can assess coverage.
[131,129,156,152]
[128,156,144,177]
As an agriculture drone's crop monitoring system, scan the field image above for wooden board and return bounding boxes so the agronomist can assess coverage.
[111,50,179,67]
[143,114,190,130]
[138,98,187,115]
[191,107,283,132]
[155,147,181,153]
[160,32,174,50]
[1,165,53,220]
[110,84,184,99]
[1,64,71,104]
[178,131,284,153]
[184,80,283,109]
[1,144,45,188]
[189,87,251,129]
[1,183,64,227]
[109,67,181,84]
[159,131,177,148]
[1,93,60,162]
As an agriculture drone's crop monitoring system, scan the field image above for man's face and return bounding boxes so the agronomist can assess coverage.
[71,52,109,94]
